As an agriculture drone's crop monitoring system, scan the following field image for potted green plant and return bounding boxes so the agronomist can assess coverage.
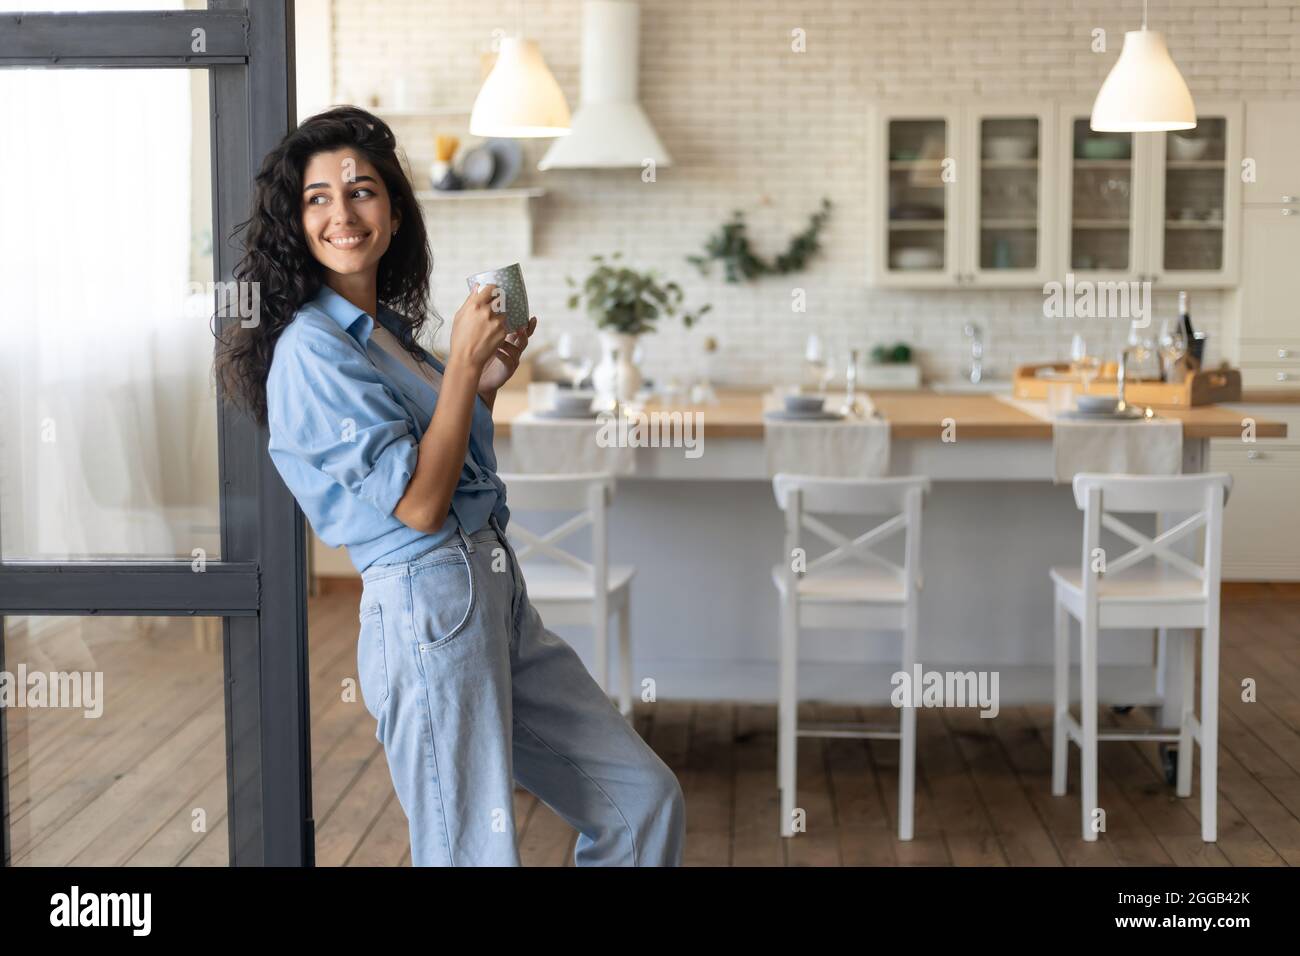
[863,341,922,389]
[566,253,711,403]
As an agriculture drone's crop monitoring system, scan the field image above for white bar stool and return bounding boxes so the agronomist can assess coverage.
[771,473,929,841]
[498,472,635,718]
[1050,472,1232,842]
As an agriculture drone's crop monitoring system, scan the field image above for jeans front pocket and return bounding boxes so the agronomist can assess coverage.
[410,547,476,652]
[356,602,390,719]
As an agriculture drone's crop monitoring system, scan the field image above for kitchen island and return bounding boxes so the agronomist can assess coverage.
[491,389,1287,715]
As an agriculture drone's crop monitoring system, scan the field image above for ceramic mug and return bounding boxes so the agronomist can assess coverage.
[466,262,530,331]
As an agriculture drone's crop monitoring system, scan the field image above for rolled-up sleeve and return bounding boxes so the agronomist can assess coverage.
[267,324,419,517]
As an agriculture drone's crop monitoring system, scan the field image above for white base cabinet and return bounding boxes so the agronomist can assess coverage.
[1210,404,1300,581]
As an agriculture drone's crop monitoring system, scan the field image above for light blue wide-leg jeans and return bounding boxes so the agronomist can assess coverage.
[356,516,684,866]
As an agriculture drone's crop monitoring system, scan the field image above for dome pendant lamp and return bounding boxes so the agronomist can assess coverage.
[1090,0,1196,132]
[470,36,572,138]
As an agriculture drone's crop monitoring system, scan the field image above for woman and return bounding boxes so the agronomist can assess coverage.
[216,106,684,867]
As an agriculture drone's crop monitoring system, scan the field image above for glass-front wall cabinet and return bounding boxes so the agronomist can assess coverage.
[871,103,1242,289]
[1066,116,1138,277]
[879,112,956,285]
[978,117,1040,270]
[1149,105,1242,287]
[968,107,1052,284]
[1161,118,1227,271]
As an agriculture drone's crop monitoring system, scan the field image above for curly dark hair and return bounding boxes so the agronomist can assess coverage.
[214,105,436,425]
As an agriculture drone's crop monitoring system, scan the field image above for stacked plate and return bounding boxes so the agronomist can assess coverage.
[456,139,524,190]
[1057,395,1147,421]
[532,391,598,420]
[764,393,845,422]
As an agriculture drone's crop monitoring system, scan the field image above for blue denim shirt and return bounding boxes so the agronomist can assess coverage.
[266,283,509,572]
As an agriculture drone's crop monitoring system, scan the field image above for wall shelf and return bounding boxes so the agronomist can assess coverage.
[414,188,546,255]
[372,106,472,118]
[415,188,545,202]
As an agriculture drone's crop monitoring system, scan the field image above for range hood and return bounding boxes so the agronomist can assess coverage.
[538,0,672,171]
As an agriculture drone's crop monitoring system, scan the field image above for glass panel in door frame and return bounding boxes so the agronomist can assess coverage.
[1058,102,1155,284]
[871,104,962,288]
[0,0,312,867]
[1145,101,1244,289]
[963,103,1056,287]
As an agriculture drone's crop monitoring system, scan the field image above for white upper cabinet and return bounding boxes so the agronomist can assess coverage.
[869,103,1053,288]
[871,100,1243,289]
[870,105,961,288]
[1144,102,1243,288]
[1057,102,1151,284]
[1056,100,1241,288]
[964,103,1056,287]
[1240,101,1300,206]
[1222,101,1300,391]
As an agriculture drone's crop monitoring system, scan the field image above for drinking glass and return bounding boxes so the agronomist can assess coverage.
[804,333,831,395]
[556,332,594,390]
[818,346,838,396]
[1127,335,1162,382]
[1070,334,1101,394]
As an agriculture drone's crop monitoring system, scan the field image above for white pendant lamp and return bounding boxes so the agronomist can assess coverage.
[1091,1,1196,132]
[469,37,572,138]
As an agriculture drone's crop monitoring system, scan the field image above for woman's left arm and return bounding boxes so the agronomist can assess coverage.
[477,316,537,410]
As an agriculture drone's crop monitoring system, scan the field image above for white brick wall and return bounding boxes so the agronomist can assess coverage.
[328,0,1300,385]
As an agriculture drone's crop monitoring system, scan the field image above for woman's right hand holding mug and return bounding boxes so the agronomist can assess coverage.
[449,283,509,372]
[396,282,509,534]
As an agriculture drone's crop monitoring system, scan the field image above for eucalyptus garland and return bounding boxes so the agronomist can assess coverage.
[687,197,832,283]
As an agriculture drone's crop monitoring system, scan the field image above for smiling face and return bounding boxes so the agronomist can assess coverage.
[300,149,400,280]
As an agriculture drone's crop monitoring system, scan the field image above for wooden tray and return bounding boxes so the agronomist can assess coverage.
[1013,363,1241,407]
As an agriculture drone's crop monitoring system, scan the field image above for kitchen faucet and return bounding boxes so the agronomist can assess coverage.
[963,322,984,385]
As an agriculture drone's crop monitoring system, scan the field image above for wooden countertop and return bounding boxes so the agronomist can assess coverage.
[1240,390,1300,404]
[491,388,1289,440]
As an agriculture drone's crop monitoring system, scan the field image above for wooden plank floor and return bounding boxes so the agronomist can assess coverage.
[4,616,231,866]
[307,581,1300,867]
[5,582,1298,866]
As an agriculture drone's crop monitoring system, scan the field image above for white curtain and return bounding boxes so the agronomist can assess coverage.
[0,0,220,562]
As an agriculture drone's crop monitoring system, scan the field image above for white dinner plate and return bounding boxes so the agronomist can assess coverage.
[764,410,846,422]
[532,408,600,420]
[1056,407,1147,421]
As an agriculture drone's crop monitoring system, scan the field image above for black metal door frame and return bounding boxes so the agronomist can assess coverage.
[0,0,312,866]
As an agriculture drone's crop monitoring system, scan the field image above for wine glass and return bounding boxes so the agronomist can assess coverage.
[1157,319,1187,383]
[1069,333,1101,394]
[818,345,838,396]
[804,333,830,395]
[556,332,593,390]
